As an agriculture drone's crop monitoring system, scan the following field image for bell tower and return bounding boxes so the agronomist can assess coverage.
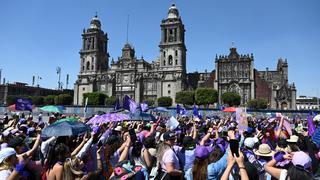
[79,15,109,74]
[159,4,186,74]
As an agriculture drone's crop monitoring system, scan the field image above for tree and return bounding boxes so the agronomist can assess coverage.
[195,88,218,107]
[32,96,44,106]
[54,94,73,105]
[157,96,172,107]
[247,98,268,109]
[144,98,155,106]
[175,91,195,106]
[83,92,107,105]
[257,98,268,109]
[221,92,241,107]
[105,96,117,107]
[44,95,56,105]
[247,99,258,109]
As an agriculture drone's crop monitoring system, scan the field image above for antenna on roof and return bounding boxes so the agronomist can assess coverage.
[126,14,130,43]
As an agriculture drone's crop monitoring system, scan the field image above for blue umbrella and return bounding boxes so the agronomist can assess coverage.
[130,111,156,121]
[153,107,169,112]
[41,121,90,137]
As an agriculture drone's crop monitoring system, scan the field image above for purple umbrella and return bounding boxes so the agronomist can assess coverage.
[86,115,103,125]
[98,113,130,123]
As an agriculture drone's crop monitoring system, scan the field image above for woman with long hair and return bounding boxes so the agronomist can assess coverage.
[184,144,226,180]
[45,143,70,180]
[156,131,182,180]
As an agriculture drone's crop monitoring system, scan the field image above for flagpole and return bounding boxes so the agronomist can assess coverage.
[84,97,88,118]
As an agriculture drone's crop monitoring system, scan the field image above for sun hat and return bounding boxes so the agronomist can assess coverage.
[0,147,16,163]
[292,151,312,169]
[286,135,299,143]
[254,143,275,157]
[163,131,176,141]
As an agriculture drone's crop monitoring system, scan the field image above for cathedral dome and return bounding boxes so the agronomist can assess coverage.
[90,15,101,29]
[167,4,179,19]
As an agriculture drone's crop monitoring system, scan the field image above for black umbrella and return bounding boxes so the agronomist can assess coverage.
[41,121,90,137]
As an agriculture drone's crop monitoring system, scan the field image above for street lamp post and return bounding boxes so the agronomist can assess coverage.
[56,67,61,90]
[0,68,2,85]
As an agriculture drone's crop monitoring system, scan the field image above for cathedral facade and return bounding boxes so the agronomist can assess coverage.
[74,4,186,106]
[74,4,296,109]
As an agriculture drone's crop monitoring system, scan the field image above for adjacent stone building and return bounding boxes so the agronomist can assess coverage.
[74,4,296,109]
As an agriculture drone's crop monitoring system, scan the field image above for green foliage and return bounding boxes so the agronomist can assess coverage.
[247,99,258,109]
[247,98,268,109]
[221,92,241,107]
[175,91,195,106]
[54,94,73,105]
[83,92,107,105]
[144,98,155,106]
[157,96,173,107]
[43,95,56,105]
[195,88,218,106]
[105,96,117,106]
[6,95,17,105]
[32,96,44,105]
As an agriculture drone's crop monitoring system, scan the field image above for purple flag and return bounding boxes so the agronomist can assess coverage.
[15,98,33,112]
[180,107,188,116]
[307,115,316,136]
[193,105,199,117]
[176,104,182,114]
[140,102,148,112]
[123,95,137,114]
[283,118,292,136]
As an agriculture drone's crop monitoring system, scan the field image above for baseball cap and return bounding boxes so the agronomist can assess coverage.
[0,147,16,163]
[194,145,213,159]
[292,151,312,169]
[163,131,176,141]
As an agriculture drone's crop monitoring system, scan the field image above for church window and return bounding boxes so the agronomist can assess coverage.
[168,55,173,65]
[163,60,166,66]
[175,50,178,56]
[175,59,178,65]
[86,61,90,70]
[163,51,166,57]
[91,65,94,70]
[82,87,85,91]
[169,29,173,34]
[168,84,171,88]
[82,66,85,71]
[168,90,171,94]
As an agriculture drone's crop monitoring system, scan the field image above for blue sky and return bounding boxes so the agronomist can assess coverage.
[0,0,319,96]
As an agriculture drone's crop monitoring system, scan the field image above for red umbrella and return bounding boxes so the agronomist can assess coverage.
[222,107,237,112]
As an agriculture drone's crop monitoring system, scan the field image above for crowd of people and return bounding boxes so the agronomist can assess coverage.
[0,110,320,180]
